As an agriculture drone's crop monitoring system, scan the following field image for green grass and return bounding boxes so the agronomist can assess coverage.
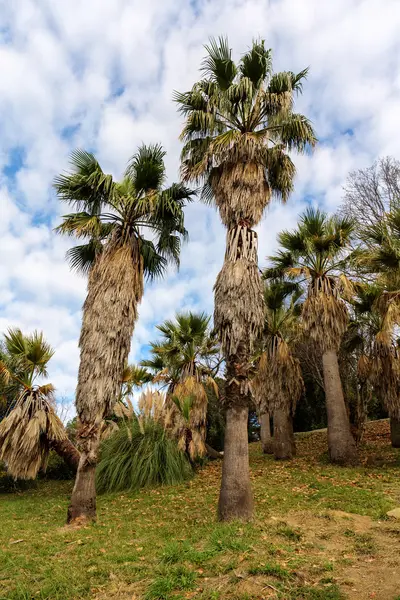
[247,561,291,579]
[1,421,399,600]
[352,532,377,555]
[145,565,197,599]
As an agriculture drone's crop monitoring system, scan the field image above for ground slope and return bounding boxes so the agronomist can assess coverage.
[1,420,399,600]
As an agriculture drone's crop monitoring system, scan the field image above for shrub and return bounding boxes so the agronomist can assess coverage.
[0,463,37,493]
[96,416,193,493]
[41,451,75,480]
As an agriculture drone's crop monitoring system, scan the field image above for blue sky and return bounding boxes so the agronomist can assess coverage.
[1,0,400,410]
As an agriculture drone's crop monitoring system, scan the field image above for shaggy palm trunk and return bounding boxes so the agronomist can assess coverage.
[68,247,142,524]
[322,350,358,465]
[390,417,400,448]
[260,411,273,454]
[218,397,253,521]
[50,437,80,470]
[273,409,295,460]
[215,225,264,522]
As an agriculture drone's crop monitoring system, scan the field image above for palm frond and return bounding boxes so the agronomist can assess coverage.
[271,113,317,152]
[54,149,115,212]
[240,39,272,87]
[201,36,237,90]
[125,143,166,194]
[65,240,101,275]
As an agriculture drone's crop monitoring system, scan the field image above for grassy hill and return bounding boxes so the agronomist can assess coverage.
[1,421,400,600]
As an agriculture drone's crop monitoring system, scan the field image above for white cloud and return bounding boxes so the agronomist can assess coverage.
[1,0,400,405]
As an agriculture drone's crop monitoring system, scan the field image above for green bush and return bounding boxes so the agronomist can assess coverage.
[41,451,75,480]
[0,463,37,493]
[96,416,193,493]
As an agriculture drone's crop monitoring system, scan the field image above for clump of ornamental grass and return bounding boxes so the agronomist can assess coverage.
[96,414,193,493]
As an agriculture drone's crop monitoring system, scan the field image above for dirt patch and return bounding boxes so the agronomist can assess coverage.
[282,510,400,600]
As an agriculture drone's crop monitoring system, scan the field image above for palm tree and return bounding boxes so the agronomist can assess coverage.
[353,206,400,446]
[55,144,193,523]
[251,282,303,460]
[141,312,221,461]
[349,284,400,447]
[342,160,400,445]
[174,37,316,520]
[265,207,358,464]
[0,328,79,478]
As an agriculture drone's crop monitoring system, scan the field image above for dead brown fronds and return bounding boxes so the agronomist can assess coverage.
[0,387,66,479]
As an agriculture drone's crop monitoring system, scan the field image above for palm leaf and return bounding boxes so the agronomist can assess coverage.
[240,39,272,86]
[201,36,237,90]
[125,144,166,194]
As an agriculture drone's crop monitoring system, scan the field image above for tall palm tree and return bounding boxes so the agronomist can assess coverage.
[349,283,400,446]
[0,329,79,478]
[141,312,221,460]
[251,282,304,460]
[55,144,193,523]
[265,207,358,464]
[174,37,316,520]
[353,205,400,445]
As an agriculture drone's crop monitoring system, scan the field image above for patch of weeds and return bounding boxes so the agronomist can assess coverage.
[343,528,356,537]
[353,533,377,555]
[320,576,335,584]
[186,547,218,565]
[209,524,251,553]
[289,583,345,599]
[248,561,291,580]
[276,522,302,542]
[266,543,281,556]
[198,592,221,600]
[219,558,239,574]
[160,540,191,564]
[145,566,196,600]
[322,561,334,572]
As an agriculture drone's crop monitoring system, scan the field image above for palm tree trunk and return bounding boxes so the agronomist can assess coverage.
[273,409,295,460]
[67,425,99,523]
[390,417,400,448]
[49,437,80,470]
[322,350,358,464]
[67,247,142,524]
[218,393,253,521]
[214,226,263,522]
[260,411,273,454]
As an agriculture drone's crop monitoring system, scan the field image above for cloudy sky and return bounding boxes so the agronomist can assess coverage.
[1,0,400,407]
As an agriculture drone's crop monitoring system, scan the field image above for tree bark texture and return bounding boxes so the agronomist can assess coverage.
[260,411,274,454]
[273,409,296,460]
[218,401,254,521]
[390,417,400,448]
[67,424,100,523]
[322,350,358,465]
[49,436,80,470]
